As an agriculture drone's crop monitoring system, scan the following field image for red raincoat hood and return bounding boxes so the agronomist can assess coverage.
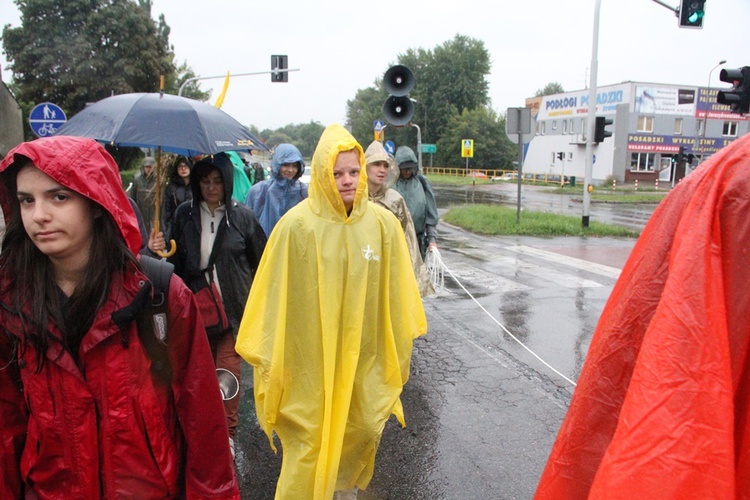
[535,133,750,498]
[0,136,141,255]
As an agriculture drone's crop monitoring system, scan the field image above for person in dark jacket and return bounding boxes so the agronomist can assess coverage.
[162,152,267,457]
[161,155,193,237]
[0,136,239,498]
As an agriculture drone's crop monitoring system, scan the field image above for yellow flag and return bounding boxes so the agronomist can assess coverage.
[214,71,230,108]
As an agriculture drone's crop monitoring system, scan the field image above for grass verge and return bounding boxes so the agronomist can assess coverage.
[443,204,639,237]
[424,174,492,186]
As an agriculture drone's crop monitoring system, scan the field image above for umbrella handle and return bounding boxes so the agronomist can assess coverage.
[156,239,177,258]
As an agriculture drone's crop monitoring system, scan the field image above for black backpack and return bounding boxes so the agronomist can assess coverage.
[136,255,174,382]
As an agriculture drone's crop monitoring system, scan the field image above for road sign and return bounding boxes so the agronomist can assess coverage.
[384,140,395,155]
[29,102,67,138]
[421,143,437,154]
[461,139,474,158]
[373,120,385,131]
[505,107,533,143]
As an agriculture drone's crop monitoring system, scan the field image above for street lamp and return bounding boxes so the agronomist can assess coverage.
[409,98,423,171]
[700,59,727,162]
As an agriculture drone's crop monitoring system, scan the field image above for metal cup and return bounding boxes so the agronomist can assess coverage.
[216,368,239,401]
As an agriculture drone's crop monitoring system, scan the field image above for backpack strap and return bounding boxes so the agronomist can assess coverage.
[137,255,175,381]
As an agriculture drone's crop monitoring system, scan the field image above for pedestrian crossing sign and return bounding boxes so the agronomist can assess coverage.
[461,139,474,158]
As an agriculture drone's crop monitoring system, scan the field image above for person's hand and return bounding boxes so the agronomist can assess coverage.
[148,229,166,253]
[427,241,438,253]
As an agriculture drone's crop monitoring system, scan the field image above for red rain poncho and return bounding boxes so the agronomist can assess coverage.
[536,133,750,499]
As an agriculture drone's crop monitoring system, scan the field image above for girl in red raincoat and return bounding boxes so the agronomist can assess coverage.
[0,137,239,499]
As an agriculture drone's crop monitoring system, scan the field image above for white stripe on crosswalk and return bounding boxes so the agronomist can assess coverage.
[504,245,621,279]
[493,254,603,288]
[446,262,530,293]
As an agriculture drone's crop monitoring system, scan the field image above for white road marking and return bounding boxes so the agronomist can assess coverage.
[493,254,603,288]
[504,245,621,279]
[446,261,530,293]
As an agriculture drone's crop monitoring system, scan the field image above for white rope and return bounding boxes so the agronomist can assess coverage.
[424,248,444,290]
[425,248,577,387]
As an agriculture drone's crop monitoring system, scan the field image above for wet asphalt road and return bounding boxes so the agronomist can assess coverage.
[232,187,653,499]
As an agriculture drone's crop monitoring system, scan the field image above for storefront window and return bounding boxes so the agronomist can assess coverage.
[630,152,655,172]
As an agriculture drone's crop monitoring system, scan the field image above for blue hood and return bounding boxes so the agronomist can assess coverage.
[271,144,305,181]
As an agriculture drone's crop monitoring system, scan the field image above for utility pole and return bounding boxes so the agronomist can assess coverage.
[582,0,601,228]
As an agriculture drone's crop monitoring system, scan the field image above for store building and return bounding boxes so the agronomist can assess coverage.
[523,81,749,185]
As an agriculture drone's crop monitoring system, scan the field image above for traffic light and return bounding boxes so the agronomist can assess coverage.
[594,116,613,143]
[678,0,706,29]
[271,55,288,83]
[675,146,685,164]
[717,66,750,115]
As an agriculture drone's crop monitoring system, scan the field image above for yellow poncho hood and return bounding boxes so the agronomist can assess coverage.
[236,124,427,498]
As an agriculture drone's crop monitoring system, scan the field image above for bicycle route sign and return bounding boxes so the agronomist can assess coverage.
[29,102,67,138]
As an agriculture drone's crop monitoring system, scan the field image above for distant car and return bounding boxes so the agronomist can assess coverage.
[491,172,518,182]
[523,173,544,182]
[466,171,488,179]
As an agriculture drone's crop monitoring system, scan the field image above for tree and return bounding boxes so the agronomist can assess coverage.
[535,82,565,97]
[275,121,325,158]
[346,84,388,148]
[436,107,515,170]
[1,0,201,119]
[396,35,491,145]
[264,131,293,151]
[169,60,211,101]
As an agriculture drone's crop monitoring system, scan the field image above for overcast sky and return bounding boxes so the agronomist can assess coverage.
[1,0,748,131]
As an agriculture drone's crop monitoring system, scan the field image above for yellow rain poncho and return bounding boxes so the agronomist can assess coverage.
[236,124,427,498]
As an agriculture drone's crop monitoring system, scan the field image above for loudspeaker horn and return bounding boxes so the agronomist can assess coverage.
[383,65,415,97]
[216,368,239,400]
[383,95,415,126]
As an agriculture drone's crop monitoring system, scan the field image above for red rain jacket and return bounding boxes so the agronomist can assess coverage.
[0,137,239,498]
[535,133,750,499]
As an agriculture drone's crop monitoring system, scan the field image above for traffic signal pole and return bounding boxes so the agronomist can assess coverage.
[177,68,299,96]
[582,0,602,228]
[650,0,678,16]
